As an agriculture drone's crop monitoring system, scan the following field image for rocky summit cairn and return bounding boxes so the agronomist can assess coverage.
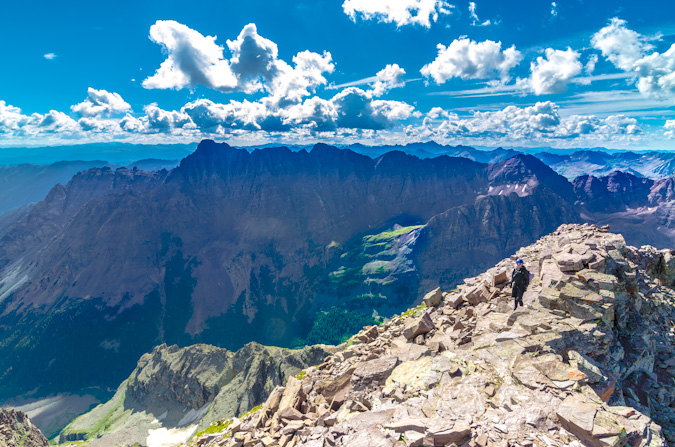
[0,408,49,447]
[185,224,674,447]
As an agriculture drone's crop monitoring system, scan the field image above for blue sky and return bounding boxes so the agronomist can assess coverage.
[1,0,675,149]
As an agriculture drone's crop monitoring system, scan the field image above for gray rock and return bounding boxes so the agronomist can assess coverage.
[403,312,435,340]
[352,356,398,389]
[423,287,443,307]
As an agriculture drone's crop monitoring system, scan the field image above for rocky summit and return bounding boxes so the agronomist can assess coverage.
[0,408,49,447]
[183,224,674,447]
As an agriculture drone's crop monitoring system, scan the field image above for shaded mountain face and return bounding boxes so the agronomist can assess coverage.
[0,141,580,401]
[0,160,117,216]
[571,171,675,248]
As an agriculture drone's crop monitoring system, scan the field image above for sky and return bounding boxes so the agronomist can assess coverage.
[1,0,675,150]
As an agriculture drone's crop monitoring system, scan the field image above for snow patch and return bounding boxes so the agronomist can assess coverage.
[146,425,197,447]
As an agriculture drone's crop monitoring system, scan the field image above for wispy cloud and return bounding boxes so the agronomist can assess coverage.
[556,90,675,117]
[43,53,57,60]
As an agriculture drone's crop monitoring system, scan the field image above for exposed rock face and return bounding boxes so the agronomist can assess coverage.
[573,171,654,212]
[186,224,673,447]
[0,408,49,447]
[60,342,335,447]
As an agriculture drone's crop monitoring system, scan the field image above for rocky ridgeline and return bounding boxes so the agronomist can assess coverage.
[185,224,674,447]
[0,408,49,447]
[59,343,335,446]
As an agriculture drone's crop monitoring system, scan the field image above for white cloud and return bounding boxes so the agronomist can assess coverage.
[550,2,558,17]
[43,53,57,60]
[0,101,31,131]
[142,21,333,104]
[416,101,641,143]
[71,88,131,117]
[370,64,406,97]
[529,48,583,95]
[585,54,598,75]
[180,87,415,133]
[468,2,492,26]
[666,120,675,138]
[633,44,675,101]
[591,18,675,102]
[142,20,237,91]
[591,17,653,71]
[421,38,522,84]
[342,0,453,28]
[0,102,80,138]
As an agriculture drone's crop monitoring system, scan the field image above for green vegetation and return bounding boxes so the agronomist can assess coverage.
[295,370,306,380]
[293,308,378,346]
[239,404,263,419]
[362,225,424,243]
[401,303,427,319]
[60,389,130,443]
[192,419,233,439]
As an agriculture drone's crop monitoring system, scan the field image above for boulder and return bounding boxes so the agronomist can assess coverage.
[352,356,398,389]
[429,423,471,446]
[423,288,443,307]
[403,312,435,340]
[556,395,597,439]
[315,367,355,409]
[492,269,508,286]
[554,252,585,272]
[464,283,490,305]
[443,292,464,309]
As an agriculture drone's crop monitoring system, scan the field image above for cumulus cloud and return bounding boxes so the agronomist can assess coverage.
[591,17,653,71]
[421,38,522,84]
[370,64,406,97]
[469,2,492,26]
[143,21,334,104]
[416,101,641,142]
[142,20,237,91]
[528,48,583,95]
[591,18,675,101]
[179,87,415,133]
[633,44,675,101]
[0,101,80,138]
[342,0,453,28]
[71,88,131,117]
[43,53,57,60]
[666,120,675,138]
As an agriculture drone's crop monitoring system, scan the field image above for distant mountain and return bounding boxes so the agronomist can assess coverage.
[573,170,675,248]
[0,160,117,215]
[0,142,197,166]
[0,140,577,403]
[535,149,675,179]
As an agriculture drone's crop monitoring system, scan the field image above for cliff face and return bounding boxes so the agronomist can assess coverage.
[184,224,674,447]
[0,409,49,447]
[59,342,335,447]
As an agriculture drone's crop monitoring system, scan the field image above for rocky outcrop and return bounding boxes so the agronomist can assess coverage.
[59,342,336,447]
[186,224,673,447]
[0,409,49,447]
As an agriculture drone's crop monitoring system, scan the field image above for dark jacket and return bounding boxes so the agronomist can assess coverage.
[511,266,530,290]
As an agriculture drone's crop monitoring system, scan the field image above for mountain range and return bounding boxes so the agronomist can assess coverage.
[3,140,675,426]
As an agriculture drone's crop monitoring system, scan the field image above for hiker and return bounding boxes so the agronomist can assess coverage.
[511,259,530,310]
